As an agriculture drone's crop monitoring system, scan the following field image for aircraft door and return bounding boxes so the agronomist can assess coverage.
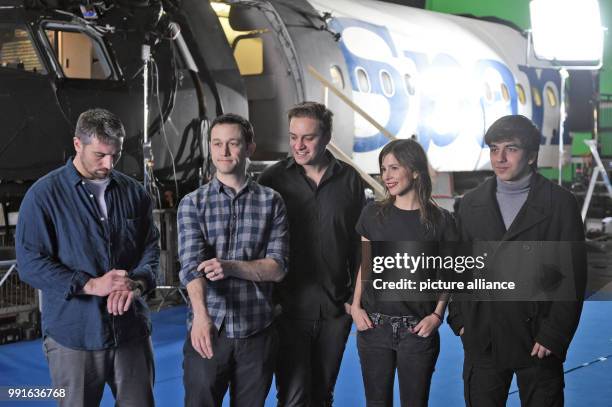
[214,0,354,160]
[273,0,355,158]
[215,1,301,160]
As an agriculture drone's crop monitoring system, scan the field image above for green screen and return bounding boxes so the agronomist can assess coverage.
[426,0,611,94]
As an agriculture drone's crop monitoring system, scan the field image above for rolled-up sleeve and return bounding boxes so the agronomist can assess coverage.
[178,193,205,286]
[265,192,289,274]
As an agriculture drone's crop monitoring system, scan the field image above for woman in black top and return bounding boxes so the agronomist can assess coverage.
[351,139,456,407]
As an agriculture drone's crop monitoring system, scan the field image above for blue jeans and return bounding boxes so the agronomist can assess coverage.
[356,314,440,407]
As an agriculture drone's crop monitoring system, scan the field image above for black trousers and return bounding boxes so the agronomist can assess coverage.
[356,321,439,407]
[183,323,278,407]
[463,352,564,407]
[275,314,352,406]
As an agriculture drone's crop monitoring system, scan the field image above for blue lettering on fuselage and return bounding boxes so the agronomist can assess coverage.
[518,65,565,145]
[329,18,408,152]
[329,17,561,154]
[404,51,487,150]
[473,59,520,148]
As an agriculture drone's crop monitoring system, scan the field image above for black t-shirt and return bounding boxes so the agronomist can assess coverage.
[357,203,426,242]
[355,202,455,317]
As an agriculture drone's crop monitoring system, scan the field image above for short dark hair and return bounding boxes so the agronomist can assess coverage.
[287,101,333,138]
[209,113,255,144]
[75,108,125,146]
[484,115,542,153]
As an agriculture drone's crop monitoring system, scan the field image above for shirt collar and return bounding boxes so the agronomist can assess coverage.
[211,175,253,196]
[285,156,297,169]
[64,157,117,187]
[285,150,341,175]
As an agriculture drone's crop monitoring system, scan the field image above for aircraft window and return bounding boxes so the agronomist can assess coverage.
[545,85,557,107]
[330,65,344,90]
[379,70,394,97]
[532,86,542,107]
[356,67,370,93]
[214,3,266,77]
[484,83,493,101]
[0,25,46,74]
[44,28,115,80]
[516,84,526,105]
[500,83,510,102]
[211,1,231,16]
[233,37,264,76]
[404,73,415,95]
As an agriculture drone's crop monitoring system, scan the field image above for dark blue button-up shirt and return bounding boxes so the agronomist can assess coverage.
[16,160,159,350]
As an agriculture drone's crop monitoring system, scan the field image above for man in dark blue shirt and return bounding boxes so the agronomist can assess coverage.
[16,108,159,407]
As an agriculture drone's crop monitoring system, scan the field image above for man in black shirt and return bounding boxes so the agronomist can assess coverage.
[259,102,365,406]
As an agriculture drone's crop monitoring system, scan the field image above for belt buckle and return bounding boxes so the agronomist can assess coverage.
[402,316,419,330]
[368,312,382,326]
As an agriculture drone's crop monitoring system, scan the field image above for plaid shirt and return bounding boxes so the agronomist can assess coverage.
[178,177,289,338]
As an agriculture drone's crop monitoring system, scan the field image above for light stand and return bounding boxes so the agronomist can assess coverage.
[528,0,604,185]
[142,44,153,189]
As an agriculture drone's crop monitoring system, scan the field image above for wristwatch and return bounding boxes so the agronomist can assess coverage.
[132,280,145,296]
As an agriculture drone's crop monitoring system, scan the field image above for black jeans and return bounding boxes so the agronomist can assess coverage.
[275,313,353,406]
[183,323,278,407]
[356,314,440,407]
[463,352,564,407]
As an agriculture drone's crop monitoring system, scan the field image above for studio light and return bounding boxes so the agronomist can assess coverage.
[530,0,604,66]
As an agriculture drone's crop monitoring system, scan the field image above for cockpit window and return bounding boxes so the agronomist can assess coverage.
[43,23,117,80]
[0,24,47,74]
[212,1,265,76]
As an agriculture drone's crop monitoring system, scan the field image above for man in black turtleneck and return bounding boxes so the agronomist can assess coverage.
[448,115,586,407]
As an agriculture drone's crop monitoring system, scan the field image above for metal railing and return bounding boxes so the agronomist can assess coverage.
[308,65,387,199]
[0,259,40,343]
[0,260,38,315]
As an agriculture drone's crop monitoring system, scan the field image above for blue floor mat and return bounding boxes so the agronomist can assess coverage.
[1,301,610,406]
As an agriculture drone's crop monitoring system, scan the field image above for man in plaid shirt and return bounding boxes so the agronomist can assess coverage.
[178,113,289,407]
